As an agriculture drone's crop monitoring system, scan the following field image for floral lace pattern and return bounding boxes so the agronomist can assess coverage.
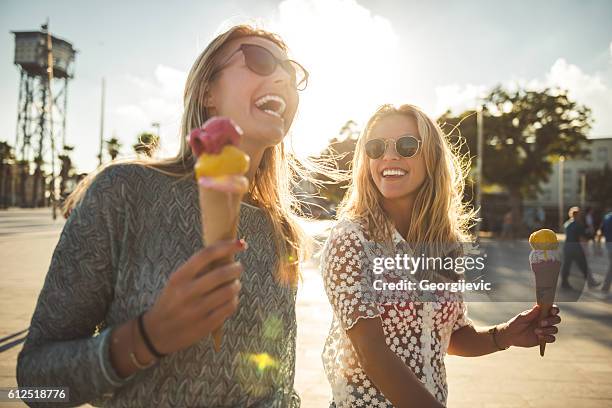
[321,219,472,407]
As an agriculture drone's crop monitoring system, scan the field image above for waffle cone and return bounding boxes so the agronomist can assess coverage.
[531,260,561,357]
[199,185,244,352]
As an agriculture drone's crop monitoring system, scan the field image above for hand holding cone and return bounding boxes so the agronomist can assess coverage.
[189,117,250,352]
[528,229,561,357]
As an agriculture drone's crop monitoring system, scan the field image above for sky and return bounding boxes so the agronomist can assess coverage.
[1,0,611,172]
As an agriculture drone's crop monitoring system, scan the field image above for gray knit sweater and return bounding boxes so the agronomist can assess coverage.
[16,163,300,407]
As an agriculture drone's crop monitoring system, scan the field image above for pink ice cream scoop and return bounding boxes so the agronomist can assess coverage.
[189,117,242,156]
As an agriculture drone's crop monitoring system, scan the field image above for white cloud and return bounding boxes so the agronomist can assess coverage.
[434,83,488,116]
[545,58,612,136]
[547,58,606,93]
[434,54,612,137]
[112,65,186,158]
[113,105,148,124]
[154,65,187,100]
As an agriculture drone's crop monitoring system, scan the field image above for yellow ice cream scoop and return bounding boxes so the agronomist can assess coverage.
[195,145,250,179]
[529,229,559,251]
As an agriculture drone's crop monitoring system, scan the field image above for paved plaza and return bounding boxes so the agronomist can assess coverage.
[1,209,611,407]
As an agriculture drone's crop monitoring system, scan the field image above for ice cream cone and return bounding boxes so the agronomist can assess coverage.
[532,260,560,356]
[189,116,250,353]
[529,229,561,358]
[199,184,245,352]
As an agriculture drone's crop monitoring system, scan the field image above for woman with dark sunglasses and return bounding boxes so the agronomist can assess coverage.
[321,104,562,407]
[17,25,310,407]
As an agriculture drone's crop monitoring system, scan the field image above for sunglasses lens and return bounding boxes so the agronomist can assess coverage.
[396,136,420,157]
[365,140,385,159]
[241,45,308,91]
[243,45,276,75]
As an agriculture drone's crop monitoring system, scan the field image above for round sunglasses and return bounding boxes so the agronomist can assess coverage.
[365,135,421,159]
[213,43,309,91]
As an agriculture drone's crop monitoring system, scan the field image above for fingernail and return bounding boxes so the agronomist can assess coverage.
[236,239,248,249]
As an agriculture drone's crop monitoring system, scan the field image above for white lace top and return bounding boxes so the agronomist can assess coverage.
[321,219,472,407]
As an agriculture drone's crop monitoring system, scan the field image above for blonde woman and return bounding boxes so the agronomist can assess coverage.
[17,25,308,407]
[321,104,561,407]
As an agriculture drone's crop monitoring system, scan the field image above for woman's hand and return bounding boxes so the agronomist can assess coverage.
[143,239,247,356]
[498,304,561,348]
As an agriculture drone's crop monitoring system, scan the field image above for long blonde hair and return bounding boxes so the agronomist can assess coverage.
[65,25,307,286]
[338,104,476,265]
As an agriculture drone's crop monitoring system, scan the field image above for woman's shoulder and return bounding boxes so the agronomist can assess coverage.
[93,162,184,195]
[102,161,177,183]
[321,218,371,277]
[329,217,367,238]
[70,162,185,216]
[324,218,370,252]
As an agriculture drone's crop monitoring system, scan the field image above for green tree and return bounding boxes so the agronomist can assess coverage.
[106,137,122,160]
[133,132,159,157]
[439,86,592,235]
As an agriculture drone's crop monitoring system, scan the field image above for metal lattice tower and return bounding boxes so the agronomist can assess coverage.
[11,23,76,215]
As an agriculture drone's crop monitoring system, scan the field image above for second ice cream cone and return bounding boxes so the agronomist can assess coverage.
[533,261,560,357]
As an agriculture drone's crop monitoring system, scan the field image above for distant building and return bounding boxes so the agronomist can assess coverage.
[0,162,46,208]
[524,136,612,209]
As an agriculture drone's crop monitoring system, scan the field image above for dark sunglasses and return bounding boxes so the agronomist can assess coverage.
[213,43,309,91]
[365,135,421,159]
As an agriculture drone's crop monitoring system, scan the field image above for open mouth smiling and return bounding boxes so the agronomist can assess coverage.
[254,94,286,119]
[381,167,408,178]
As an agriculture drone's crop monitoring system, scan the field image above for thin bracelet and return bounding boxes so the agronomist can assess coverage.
[489,325,509,351]
[137,312,166,359]
[129,319,156,370]
[129,350,155,370]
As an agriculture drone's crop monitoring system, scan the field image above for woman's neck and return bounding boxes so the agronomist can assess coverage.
[239,138,267,183]
[382,195,415,238]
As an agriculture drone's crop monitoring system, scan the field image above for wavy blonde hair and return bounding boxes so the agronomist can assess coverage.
[65,25,308,287]
[337,104,476,273]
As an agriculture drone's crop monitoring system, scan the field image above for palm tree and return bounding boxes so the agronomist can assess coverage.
[106,136,122,161]
[0,141,15,209]
[133,132,160,157]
